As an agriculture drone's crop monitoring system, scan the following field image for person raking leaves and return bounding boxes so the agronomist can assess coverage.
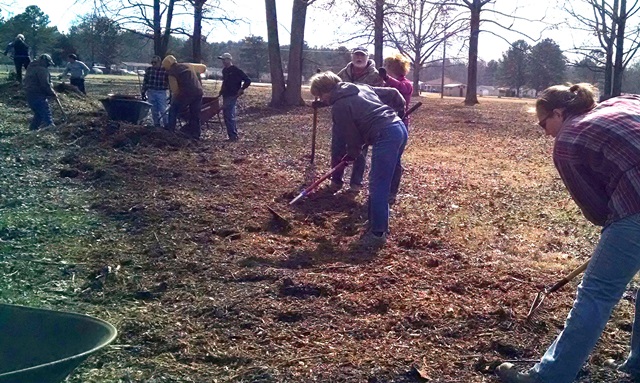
[496,83,640,383]
[309,71,406,249]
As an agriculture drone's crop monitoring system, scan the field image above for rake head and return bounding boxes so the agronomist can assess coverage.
[526,290,548,321]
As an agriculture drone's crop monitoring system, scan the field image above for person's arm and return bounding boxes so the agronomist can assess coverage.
[554,152,609,226]
[141,68,150,95]
[80,61,90,77]
[237,68,251,95]
[332,102,363,159]
[384,75,412,99]
[39,70,56,98]
[4,42,12,56]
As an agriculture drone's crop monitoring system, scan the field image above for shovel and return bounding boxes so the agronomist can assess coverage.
[526,258,590,321]
[289,160,349,204]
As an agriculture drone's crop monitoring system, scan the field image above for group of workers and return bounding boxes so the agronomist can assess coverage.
[310,46,640,383]
[6,32,640,383]
[6,33,252,140]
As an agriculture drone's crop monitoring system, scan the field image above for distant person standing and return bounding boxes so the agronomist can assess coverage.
[141,55,169,128]
[4,34,30,83]
[329,47,383,193]
[218,52,251,141]
[59,54,90,94]
[23,54,57,130]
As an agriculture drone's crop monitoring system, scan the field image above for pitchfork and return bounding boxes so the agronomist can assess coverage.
[526,259,590,321]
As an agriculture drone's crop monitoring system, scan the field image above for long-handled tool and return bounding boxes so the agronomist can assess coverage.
[405,101,423,117]
[289,160,349,204]
[526,258,590,321]
[55,97,67,122]
[310,100,319,164]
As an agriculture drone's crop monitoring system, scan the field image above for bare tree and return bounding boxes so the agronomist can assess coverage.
[90,0,185,57]
[265,0,286,106]
[181,0,238,62]
[563,0,640,98]
[385,1,467,96]
[264,0,317,107]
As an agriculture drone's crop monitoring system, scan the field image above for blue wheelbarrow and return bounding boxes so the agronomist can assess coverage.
[0,303,117,383]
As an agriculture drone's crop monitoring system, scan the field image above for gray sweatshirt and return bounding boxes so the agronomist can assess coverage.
[337,59,384,86]
[62,60,90,79]
[329,82,404,159]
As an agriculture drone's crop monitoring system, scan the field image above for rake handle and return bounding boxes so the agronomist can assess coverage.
[546,259,590,293]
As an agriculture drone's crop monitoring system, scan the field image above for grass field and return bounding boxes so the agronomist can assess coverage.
[0,76,635,383]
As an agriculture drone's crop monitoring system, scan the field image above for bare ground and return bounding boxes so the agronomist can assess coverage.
[1,80,637,382]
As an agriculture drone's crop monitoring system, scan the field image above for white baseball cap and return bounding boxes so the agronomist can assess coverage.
[218,53,232,60]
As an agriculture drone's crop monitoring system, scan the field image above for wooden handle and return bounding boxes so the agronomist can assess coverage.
[547,259,590,293]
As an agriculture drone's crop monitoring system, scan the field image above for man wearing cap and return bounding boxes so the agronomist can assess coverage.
[59,54,90,94]
[142,55,170,128]
[328,47,384,193]
[161,55,205,139]
[23,54,58,130]
[4,34,30,83]
[218,52,251,141]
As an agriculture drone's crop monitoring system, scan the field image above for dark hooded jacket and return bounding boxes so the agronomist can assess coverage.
[23,57,55,98]
[329,82,404,159]
[165,63,204,102]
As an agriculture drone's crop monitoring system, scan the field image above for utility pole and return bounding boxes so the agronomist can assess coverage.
[441,30,446,99]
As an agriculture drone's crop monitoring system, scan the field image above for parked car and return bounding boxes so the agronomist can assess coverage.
[90,66,104,74]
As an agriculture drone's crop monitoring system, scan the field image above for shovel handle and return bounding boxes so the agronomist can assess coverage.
[546,259,590,293]
[302,160,348,194]
[405,101,423,117]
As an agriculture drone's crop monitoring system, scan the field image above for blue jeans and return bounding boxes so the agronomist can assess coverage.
[147,89,168,127]
[368,121,408,233]
[331,123,367,187]
[529,213,640,383]
[168,95,203,139]
[70,77,86,94]
[27,95,53,130]
[222,95,238,139]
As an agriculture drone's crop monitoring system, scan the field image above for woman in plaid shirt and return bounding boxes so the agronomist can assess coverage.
[142,56,169,128]
[497,83,640,383]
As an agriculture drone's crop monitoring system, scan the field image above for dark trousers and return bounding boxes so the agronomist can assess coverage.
[14,56,30,83]
[70,77,86,94]
[168,95,203,139]
[26,94,53,130]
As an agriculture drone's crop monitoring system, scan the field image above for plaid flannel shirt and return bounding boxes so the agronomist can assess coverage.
[553,94,640,226]
[142,66,169,91]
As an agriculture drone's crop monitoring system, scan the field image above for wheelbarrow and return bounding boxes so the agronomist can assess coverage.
[0,303,117,383]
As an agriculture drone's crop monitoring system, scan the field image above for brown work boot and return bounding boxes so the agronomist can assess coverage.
[495,363,538,383]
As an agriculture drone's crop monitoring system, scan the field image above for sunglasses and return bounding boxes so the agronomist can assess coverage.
[538,111,553,129]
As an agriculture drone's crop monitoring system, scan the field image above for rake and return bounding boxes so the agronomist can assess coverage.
[526,259,590,321]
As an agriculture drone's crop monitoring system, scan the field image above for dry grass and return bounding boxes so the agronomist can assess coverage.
[2,80,635,383]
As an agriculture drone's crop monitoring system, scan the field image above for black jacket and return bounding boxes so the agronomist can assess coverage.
[5,39,29,58]
[219,65,251,97]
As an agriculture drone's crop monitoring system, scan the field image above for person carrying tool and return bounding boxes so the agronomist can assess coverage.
[23,54,58,130]
[496,83,640,383]
[162,55,205,139]
[218,52,251,142]
[141,55,169,128]
[59,54,90,94]
[310,71,406,249]
[329,47,384,194]
[4,34,30,83]
[379,53,413,205]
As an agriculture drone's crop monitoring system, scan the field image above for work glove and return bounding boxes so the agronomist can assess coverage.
[378,67,388,80]
[311,100,327,109]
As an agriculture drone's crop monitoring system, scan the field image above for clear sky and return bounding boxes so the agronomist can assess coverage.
[10,0,597,63]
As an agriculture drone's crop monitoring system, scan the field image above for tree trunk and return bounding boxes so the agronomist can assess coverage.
[192,0,205,63]
[464,2,480,105]
[413,51,421,97]
[374,0,384,67]
[613,0,626,96]
[265,0,286,107]
[159,0,176,58]
[284,0,308,106]
[603,0,619,99]
[153,0,162,56]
